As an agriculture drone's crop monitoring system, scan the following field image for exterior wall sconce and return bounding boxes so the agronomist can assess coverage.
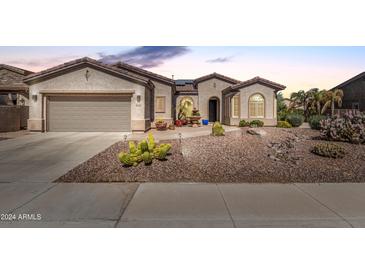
[136,95,141,103]
[32,94,38,101]
[85,69,90,81]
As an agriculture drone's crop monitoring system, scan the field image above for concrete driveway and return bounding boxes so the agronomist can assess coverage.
[0,132,122,183]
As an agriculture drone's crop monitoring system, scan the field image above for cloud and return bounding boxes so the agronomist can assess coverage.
[206,56,233,63]
[98,46,190,68]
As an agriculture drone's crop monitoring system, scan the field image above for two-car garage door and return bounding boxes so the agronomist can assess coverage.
[47,95,131,132]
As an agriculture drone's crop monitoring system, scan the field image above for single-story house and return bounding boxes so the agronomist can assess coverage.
[22,57,285,132]
[332,71,365,111]
[0,64,33,106]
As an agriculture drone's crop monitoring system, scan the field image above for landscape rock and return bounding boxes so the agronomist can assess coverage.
[247,128,267,136]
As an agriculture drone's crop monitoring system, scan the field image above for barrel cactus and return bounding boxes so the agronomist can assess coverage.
[117,133,172,167]
[153,143,172,160]
[142,151,153,165]
[118,152,134,166]
[138,140,149,152]
[128,141,137,154]
[147,133,156,151]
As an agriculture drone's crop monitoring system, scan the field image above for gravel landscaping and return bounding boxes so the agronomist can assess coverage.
[56,128,365,183]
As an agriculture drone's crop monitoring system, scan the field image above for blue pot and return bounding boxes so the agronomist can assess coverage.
[202,119,209,125]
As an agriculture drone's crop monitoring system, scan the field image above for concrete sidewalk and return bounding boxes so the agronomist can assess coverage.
[1,182,365,228]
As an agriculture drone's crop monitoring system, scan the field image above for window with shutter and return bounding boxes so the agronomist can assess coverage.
[156,96,166,113]
[232,95,240,117]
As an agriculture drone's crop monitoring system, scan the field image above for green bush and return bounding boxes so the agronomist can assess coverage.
[239,119,249,127]
[118,133,172,166]
[308,115,326,130]
[277,121,292,128]
[277,110,288,121]
[286,113,304,127]
[212,121,225,136]
[311,143,345,158]
[249,120,264,127]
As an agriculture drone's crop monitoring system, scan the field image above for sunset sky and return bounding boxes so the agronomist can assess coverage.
[1,46,364,98]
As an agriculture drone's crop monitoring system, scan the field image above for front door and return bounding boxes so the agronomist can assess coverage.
[209,99,218,122]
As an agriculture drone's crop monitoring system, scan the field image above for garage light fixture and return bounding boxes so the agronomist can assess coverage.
[32,94,37,101]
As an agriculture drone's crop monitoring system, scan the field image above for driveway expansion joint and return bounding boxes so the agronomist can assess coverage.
[114,183,140,228]
[7,183,60,214]
[293,183,354,228]
[216,184,237,228]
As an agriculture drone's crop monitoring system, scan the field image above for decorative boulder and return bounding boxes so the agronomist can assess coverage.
[247,128,267,136]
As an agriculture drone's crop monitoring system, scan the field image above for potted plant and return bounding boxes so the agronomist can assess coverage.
[155,119,167,131]
[175,119,183,127]
[189,108,201,127]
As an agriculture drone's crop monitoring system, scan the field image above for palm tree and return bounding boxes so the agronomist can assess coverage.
[289,90,306,110]
[321,89,344,116]
[307,88,325,115]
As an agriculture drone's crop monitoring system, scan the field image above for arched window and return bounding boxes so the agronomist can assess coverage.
[249,94,265,118]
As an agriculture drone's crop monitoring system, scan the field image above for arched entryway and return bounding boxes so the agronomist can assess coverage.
[208,97,220,122]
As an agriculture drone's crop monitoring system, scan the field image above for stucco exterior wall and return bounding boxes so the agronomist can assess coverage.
[28,67,147,131]
[152,80,173,123]
[229,83,277,126]
[197,78,233,122]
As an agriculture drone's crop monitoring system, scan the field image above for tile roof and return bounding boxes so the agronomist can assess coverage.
[0,64,33,91]
[113,61,174,85]
[223,76,286,93]
[194,72,241,87]
[23,57,153,88]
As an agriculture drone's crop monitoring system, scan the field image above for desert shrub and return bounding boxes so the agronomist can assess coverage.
[277,110,288,121]
[118,133,172,166]
[320,113,365,144]
[277,121,292,128]
[308,115,326,130]
[212,121,225,136]
[286,113,304,127]
[249,120,264,127]
[311,143,345,158]
[239,119,249,127]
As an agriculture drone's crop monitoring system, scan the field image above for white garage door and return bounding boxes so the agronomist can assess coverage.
[47,95,131,132]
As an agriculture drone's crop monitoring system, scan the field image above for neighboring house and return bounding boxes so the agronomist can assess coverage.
[0,64,33,106]
[332,71,365,111]
[22,57,285,132]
